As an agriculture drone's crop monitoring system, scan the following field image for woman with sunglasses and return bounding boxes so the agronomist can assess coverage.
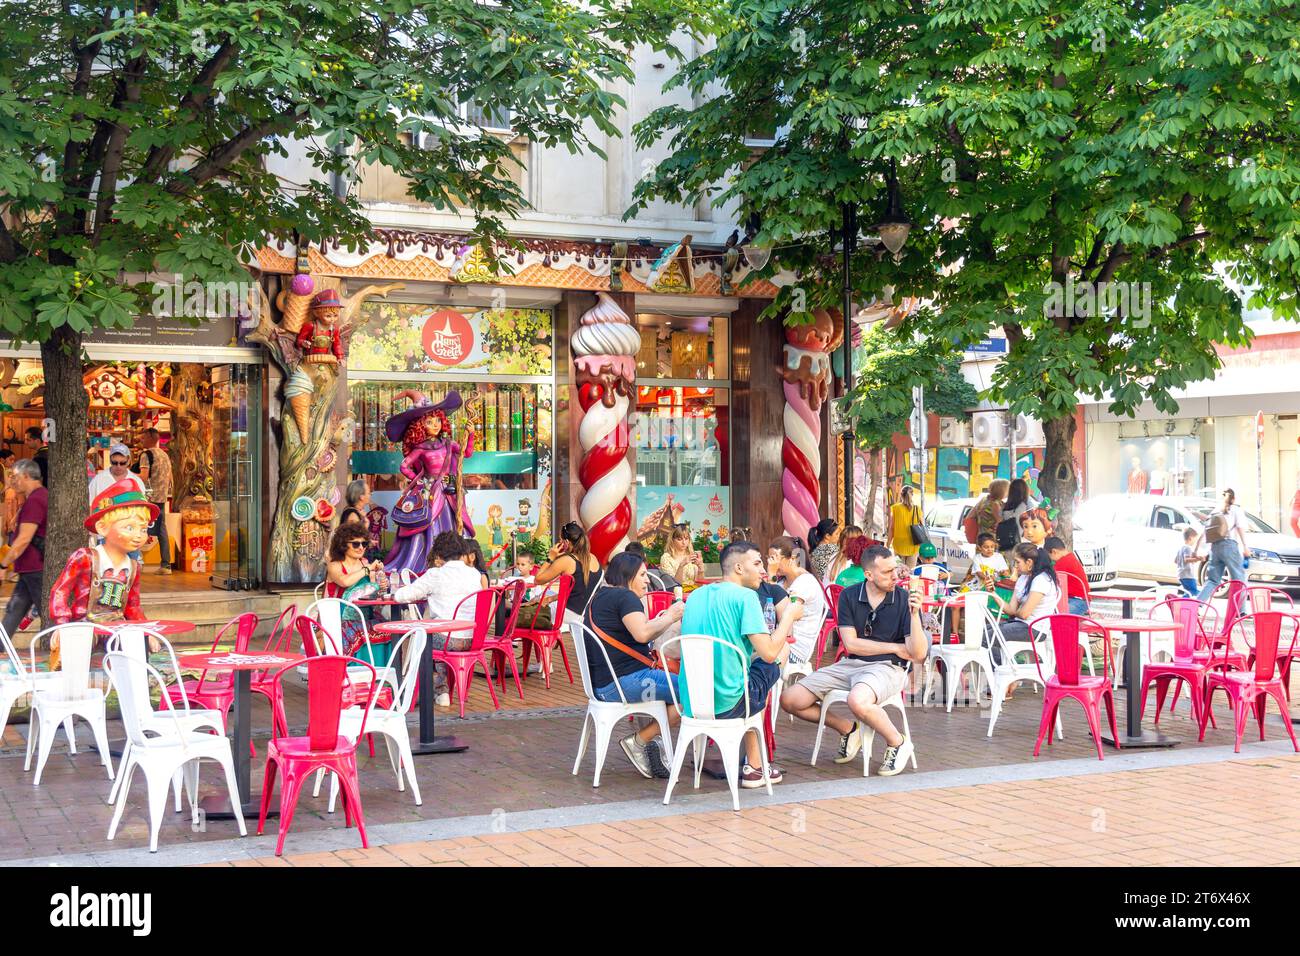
[324,523,389,655]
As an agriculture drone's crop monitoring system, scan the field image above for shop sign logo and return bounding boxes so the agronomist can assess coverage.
[421,309,474,366]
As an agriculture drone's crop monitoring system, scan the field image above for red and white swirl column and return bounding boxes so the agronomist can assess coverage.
[780,309,842,544]
[572,293,640,565]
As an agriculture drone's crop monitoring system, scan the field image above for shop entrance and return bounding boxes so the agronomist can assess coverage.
[0,359,262,594]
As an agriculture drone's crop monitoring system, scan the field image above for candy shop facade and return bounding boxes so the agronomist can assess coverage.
[250,230,865,583]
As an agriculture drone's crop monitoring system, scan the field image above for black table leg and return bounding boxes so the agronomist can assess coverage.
[1101,601,1178,749]
[412,634,467,755]
[201,670,277,819]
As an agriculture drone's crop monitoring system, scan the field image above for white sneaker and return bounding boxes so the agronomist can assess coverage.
[619,735,653,779]
[436,692,450,707]
[526,660,542,674]
[832,723,862,764]
[877,737,914,777]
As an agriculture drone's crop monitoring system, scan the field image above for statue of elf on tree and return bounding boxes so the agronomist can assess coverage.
[47,479,153,668]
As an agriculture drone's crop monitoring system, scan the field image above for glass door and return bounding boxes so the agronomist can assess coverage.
[212,364,263,590]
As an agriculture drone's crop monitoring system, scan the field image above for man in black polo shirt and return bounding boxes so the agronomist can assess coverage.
[780,545,926,776]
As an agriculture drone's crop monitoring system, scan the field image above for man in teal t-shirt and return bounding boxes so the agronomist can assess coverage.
[678,541,803,789]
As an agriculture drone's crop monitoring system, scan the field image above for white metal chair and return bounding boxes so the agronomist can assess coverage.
[569,621,675,787]
[986,614,1064,739]
[922,592,996,712]
[0,624,76,750]
[104,625,226,809]
[318,625,427,811]
[304,597,396,688]
[24,623,116,785]
[660,633,773,811]
[779,588,830,717]
[103,652,246,853]
[810,664,918,776]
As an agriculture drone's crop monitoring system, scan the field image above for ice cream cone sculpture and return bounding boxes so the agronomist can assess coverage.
[781,308,843,543]
[284,368,315,442]
[277,273,316,335]
[572,292,640,564]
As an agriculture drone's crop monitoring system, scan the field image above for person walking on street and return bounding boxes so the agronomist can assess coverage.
[136,428,173,573]
[971,479,1008,541]
[0,460,47,636]
[998,477,1037,565]
[1195,488,1250,601]
[887,486,923,569]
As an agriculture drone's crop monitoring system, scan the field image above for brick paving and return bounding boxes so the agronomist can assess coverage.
[3,602,1297,865]
[211,756,1300,867]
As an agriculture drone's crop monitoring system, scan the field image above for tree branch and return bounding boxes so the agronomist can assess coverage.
[165,108,307,195]
[138,40,239,185]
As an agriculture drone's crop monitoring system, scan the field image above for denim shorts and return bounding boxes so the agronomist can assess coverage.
[594,667,678,704]
[1067,596,1089,616]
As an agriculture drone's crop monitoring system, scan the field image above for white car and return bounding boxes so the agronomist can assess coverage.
[922,497,1117,587]
[1073,494,1300,591]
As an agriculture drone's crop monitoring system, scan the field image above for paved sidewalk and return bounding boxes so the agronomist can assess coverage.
[209,754,1300,867]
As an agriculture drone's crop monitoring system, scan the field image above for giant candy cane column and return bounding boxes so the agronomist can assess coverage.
[572,293,641,564]
[780,309,843,544]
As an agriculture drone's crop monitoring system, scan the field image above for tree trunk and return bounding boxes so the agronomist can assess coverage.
[864,447,883,538]
[39,326,90,630]
[169,364,213,508]
[1039,414,1079,548]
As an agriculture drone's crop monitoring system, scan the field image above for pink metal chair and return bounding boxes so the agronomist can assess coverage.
[515,573,576,688]
[645,591,676,619]
[1029,614,1121,761]
[249,606,297,743]
[1156,596,1246,714]
[1197,611,1300,753]
[164,612,258,729]
[481,580,527,699]
[432,588,503,719]
[814,584,844,667]
[1240,588,1297,695]
[257,655,378,856]
[1139,603,1216,730]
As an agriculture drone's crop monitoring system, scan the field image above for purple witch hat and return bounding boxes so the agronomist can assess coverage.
[385,389,464,443]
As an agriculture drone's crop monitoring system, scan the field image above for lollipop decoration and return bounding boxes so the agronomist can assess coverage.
[780,308,843,543]
[572,292,640,564]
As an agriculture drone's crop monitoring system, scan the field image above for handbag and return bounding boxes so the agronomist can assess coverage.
[590,617,680,675]
[908,506,930,546]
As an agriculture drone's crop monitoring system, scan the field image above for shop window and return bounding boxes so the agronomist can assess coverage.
[635,313,729,380]
[631,385,730,543]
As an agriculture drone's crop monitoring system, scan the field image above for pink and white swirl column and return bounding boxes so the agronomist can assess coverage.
[780,309,842,544]
[571,293,641,565]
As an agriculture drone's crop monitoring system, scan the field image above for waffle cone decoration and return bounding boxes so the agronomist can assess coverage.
[278,273,316,335]
[285,369,315,442]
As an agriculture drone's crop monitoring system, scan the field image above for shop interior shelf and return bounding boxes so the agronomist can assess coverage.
[350,449,536,476]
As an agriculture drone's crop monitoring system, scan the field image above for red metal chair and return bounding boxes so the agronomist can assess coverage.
[433,588,503,719]
[1198,611,1300,753]
[1029,614,1121,761]
[1240,588,1297,695]
[257,655,378,856]
[646,591,676,619]
[515,573,575,689]
[164,612,258,729]
[1155,596,1246,714]
[294,616,393,713]
[1139,603,1217,730]
[481,580,527,699]
[813,584,844,667]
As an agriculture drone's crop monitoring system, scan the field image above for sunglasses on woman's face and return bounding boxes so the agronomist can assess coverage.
[347,541,367,549]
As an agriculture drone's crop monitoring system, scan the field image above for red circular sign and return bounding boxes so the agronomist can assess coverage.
[421,309,474,366]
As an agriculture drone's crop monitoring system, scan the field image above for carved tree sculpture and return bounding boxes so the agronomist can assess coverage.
[780,308,843,544]
[168,363,213,507]
[249,273,403,583]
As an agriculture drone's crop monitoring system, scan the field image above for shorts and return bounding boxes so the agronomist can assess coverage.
[796,658,908,705]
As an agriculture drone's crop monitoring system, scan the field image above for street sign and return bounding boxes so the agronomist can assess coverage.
[967,339,1008,354]
[909,386,927,446]
[908,448,924,473]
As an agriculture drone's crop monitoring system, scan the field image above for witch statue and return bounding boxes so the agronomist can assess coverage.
[383,390,475,576]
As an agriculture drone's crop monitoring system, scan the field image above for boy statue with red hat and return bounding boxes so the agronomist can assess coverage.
[294,288,344,364]
[47,479,154,667]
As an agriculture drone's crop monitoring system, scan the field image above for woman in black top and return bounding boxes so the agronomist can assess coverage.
[582,551,684,778]
[535,521,603,625]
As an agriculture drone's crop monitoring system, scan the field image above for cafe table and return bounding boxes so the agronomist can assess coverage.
[372,619,475,755]
[1081,615,1182,749]
[175,650,306,819]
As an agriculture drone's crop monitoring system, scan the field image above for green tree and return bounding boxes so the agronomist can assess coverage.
[842,324,978,533]
[0,0,685,604]
[630,0,1300,542]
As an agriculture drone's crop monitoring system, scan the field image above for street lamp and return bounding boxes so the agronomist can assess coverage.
[840,159,911,526]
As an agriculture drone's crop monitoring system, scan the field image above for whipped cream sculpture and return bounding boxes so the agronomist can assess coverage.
[781,308,843,544]
[571,292,640,563]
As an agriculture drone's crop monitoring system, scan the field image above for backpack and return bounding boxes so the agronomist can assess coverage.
[995,514,1020,551]
[962,506,980,544]
[1205,512,1229,544]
